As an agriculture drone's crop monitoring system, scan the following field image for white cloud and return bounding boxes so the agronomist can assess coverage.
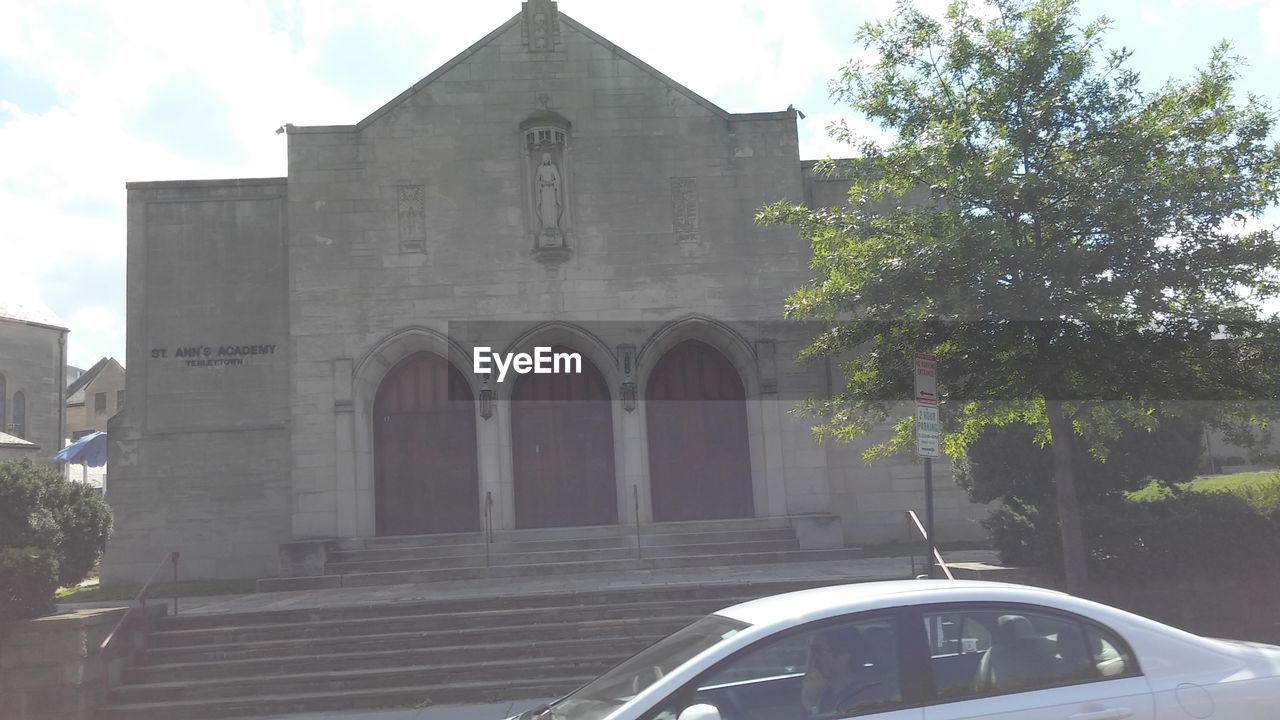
[1261,0,1280,53]
[1,0,1276,367]
[799,112,897,160]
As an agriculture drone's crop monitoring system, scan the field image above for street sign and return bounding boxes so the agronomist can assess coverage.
[913,353,937,407]
[912,352,940,578]
[916,404,940,458]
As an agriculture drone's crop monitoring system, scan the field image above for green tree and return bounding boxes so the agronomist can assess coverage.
[759,0,1280,592]
[953,408,1208,508]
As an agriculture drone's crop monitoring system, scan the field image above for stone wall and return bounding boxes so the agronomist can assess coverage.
[0,606,160,720]
[102,179,292,583]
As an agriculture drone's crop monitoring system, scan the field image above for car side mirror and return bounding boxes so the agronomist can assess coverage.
[678,704,722,720]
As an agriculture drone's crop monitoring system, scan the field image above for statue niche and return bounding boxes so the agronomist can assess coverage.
[522,117,573,263]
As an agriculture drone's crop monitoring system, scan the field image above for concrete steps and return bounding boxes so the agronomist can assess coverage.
[105,580,850,719]
[260,518,860,591]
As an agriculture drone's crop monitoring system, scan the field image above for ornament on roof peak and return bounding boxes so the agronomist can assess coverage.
[522,0,560,53]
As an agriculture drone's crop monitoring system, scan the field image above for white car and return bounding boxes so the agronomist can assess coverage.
[519,580,1280,720]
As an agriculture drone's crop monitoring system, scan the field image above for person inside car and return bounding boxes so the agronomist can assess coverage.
[800,627,897,718]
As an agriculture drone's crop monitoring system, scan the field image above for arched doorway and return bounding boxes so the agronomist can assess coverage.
[373,352,479,535]
[511,348,618,528]
[646,340,753,521]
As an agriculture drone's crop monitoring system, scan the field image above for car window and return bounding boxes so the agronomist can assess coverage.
[551,615,749,720]
[1085,625,1136,677]
[922,608,1097,700]
[652,615,906,720]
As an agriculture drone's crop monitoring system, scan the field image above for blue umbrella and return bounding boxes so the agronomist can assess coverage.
[54,431,108,467]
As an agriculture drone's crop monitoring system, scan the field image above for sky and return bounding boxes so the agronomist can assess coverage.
[1,0,1278,370]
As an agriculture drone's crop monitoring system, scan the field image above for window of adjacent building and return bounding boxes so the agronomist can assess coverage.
[117,389,125,409]
[922,606,1136,701]
[12,391,25,438]
[95,392,107,413]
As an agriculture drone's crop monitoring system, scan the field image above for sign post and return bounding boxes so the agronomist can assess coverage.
[914,353,940,578]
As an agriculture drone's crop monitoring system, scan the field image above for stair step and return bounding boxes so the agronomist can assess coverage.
[150,602,709,646]
[142,620,691,665]
[285,548,864,590]
[113,655,620,704]
[326,539,800,574]
[328,527,798,563]
[343,517,791,550]
[103,677,589,720]
[127,634,663,683]
[159,581,803,631]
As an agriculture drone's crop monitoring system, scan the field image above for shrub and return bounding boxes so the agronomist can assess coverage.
[1233,476,1280,518]
[0,458,113,597]
[45,478,113,587]
[985,487,1280,583]
[0,547,60,623]
[0,459,62,549]
[983,500,1062,573]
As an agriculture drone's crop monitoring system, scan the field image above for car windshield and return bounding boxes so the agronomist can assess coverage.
[545,614,749,720]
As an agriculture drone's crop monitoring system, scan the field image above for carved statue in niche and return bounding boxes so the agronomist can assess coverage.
[536,153,562,240]
[522,119,573,262]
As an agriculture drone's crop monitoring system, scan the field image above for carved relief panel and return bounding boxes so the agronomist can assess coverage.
[671,177,700,244]
[397,185,425,253]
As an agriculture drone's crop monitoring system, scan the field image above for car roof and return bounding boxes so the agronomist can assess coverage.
[716,580,1073,627]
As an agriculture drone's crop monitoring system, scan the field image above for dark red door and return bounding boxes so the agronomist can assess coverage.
[511,350,618,528]
[646,340,753,521]
[374,352,479,535]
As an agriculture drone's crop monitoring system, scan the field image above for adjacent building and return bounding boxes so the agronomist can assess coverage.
[0,298,68,462]
[102,2,990,583]
[66,357,127,439]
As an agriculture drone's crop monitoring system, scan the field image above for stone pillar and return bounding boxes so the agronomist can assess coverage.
[755,340,788,518]
[477,398,507,532]
[493,398,516,530]
[332,358,358,538]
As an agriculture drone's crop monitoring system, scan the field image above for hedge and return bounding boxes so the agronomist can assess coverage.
[985,481,1280,582]
[0,459,113,621]
[0,547,60,623]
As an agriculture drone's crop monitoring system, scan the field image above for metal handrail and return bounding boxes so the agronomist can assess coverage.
[97,551,179,705]
[905,510,953,580]
[633,484,641,560]
[484,491,494,568]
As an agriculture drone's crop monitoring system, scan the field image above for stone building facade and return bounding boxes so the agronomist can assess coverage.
[0,300,68,461]
[103,2,988,582]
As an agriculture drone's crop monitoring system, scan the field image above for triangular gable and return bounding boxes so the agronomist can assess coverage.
[67,357,112,399]
[355,10,730,132]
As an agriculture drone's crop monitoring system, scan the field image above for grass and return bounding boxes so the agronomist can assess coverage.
[1128,469,1280,504]
[56,577,258,602]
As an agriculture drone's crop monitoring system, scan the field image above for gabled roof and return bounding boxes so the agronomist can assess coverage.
[0,431,37,449]
[67,357,123,405]
[0,296,66,330]
[346,11,734,133]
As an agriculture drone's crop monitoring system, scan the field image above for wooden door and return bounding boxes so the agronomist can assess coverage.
[374,352,479,535]
[511,351,618,528]
[646,340,753,521]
